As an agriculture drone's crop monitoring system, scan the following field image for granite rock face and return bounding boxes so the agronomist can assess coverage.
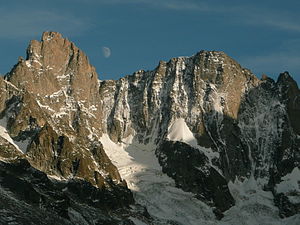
[0,32,299,223]
[100,51,300,217]
[0,32,146,224]
[3,32,124,189]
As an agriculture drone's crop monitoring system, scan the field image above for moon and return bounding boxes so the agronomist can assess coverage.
[102,46,111,58]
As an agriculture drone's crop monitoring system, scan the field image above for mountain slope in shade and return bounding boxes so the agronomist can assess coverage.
[0,32,299,224]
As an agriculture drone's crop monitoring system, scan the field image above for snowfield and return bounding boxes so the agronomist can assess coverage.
[0,117,29,154]
[167,118,198,146]
[100,134,216,225]
[100,132,300,225]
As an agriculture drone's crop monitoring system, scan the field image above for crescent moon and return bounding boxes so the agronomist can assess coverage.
[102,47,111,58]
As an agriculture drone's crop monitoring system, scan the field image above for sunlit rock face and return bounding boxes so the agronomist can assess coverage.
[100,50,300,216]
[0,31,299,224]
[2,31,127,190]
[0,32,138,224]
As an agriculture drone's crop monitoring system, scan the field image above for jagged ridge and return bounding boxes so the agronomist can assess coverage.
[0,31,299,224]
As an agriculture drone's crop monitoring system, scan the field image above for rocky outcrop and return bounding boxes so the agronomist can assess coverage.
[0,158,149,225]
[277,72,300,135]
[275,193,300,218]
[1,32,126,191]
[0,136,23,159]
[157,140,235,215]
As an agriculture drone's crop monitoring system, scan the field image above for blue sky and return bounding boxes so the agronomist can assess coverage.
[0,0,299,85]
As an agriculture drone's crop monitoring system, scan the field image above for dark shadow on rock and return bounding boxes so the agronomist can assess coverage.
[0,158,141,225]
[154,72,300,219]
[157,140,235,214]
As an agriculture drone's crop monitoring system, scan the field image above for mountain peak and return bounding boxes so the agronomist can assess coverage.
[25,31,80,70]
[41,31,64,42]
[6,31,98,100]
[277,71,298,87]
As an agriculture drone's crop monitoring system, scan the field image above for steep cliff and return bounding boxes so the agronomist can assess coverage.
[0,32,137,224]
[0,32,299,225]
[99,50,300,219]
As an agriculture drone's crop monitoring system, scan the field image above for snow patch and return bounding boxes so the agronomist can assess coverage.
[3,80,19,91]
[47,90,64,98]
[224,176,299,225]
[167,118,219,165]
[129,217,147,225]
[276,167,300,194]
[14,139,30,154]
[25,61,32,68]
[47,175,67,181]
[228,176,267,202]
[0,117,27,153]
[36,99,55,112]
[167,118,197,146]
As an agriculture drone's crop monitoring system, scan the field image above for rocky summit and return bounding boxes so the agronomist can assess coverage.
[0,32,299,225]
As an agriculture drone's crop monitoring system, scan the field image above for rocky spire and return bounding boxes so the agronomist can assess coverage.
[277,71,300,135]
[6,31,103,137]
[1,32,127,192]
[7,31,99,102]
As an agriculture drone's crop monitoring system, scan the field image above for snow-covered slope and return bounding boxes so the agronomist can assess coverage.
[223,177,300,225]
[101,134,300,225]
[276,167,300,194]
[100,134,216,224]
[167,118,198,146]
